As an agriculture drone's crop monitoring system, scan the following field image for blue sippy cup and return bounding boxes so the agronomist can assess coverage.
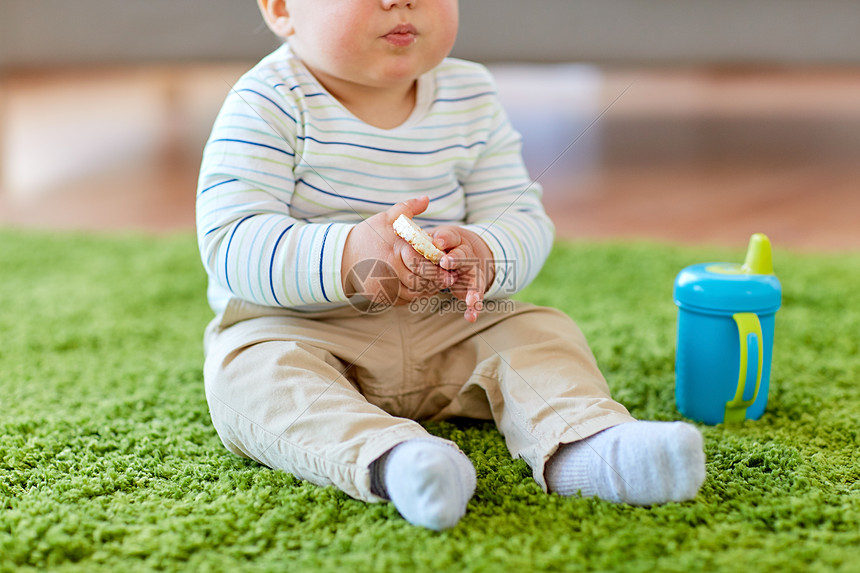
[673,234,782,425]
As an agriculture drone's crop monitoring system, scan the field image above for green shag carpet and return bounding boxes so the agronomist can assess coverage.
[2,229,859,573]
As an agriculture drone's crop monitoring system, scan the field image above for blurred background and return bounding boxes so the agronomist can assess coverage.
[1,0,858,251]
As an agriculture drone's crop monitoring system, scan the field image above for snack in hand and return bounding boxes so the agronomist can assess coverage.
[392,214,445,265]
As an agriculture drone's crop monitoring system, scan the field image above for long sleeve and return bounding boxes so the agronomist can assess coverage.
[196,75,352,314]
[460,95,555,299]
[197,46,555,315]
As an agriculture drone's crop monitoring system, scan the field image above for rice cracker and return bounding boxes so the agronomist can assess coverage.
[392,214,445,265]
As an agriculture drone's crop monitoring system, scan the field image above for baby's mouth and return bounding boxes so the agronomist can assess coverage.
[383,23,418,47]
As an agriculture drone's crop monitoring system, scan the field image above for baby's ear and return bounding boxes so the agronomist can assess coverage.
[257,0,295,38]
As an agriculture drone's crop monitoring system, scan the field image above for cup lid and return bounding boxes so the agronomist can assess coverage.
[674,263,782,312]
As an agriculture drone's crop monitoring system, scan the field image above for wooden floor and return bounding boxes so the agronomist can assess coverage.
[1,64,858,253]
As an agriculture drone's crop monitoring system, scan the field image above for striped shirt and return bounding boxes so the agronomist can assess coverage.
[197,43,555,315]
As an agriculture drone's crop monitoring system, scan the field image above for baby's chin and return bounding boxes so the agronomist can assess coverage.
[372,54,446,85]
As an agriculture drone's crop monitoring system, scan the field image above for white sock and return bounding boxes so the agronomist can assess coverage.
[545,421,705,506]
[370,439,476,530]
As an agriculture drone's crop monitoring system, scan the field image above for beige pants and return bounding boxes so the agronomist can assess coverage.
[203,295,635,502]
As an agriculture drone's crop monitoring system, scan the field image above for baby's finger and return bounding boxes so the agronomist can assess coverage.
[430,227,462,252]
[397,242,456,289]
[438,244,475,271]
[392,253,441,298]
[460,289,482,322]
[448,260,484,296]
[395,268,436,299]
[386,196,429,224]
[466,289,483,310]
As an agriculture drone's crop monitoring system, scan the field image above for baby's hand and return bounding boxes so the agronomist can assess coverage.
[341,197,455,307]
[431,227,496,323]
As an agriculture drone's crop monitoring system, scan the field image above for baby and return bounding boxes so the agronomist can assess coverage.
[197,0,706,530]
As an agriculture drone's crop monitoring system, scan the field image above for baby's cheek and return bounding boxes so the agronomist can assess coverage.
[434,3,460,49]
[330,37,361,71]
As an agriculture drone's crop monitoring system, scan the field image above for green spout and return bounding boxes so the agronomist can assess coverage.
[742,233,774,275]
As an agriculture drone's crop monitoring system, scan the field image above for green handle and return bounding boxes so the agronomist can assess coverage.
[724,312,764,423]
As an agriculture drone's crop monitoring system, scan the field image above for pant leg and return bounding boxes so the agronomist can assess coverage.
[428,301,636,491]
[202,314,438,502]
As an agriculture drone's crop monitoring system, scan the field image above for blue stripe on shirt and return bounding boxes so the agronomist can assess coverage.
[464,183,525,196]
[224,215,254,293]
[319,224,333,302]
[269,224,295,306]
[211,138,295,158]
[199,178,238,196]
[235,88,297,124]
[433,91,495,104]
[297,179,395,207]
[299,136,486,156]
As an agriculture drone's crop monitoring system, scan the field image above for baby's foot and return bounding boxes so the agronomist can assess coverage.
[545,421,705,505]
[371,439,476,530]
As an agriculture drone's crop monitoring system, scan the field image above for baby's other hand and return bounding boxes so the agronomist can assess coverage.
[430,227,496,323]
